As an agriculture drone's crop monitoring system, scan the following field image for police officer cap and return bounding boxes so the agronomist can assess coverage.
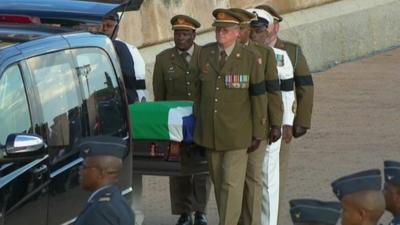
[290,199,342,225]
[229,8,257,25]
[384,160,400,186]
[331,169,382,200]
[77,136,127,159]
[255,4,283,22]
[246,8,273,28]
[103,13,120,22]
[170,15,201,30]
[212,8,244,27]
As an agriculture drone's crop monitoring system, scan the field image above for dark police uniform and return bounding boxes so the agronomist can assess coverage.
[74,136,134,225]
[194,8,267,225]
[75,186,135,225]
[152,15,211,223]
[289,199,341,225]
[384,160,400,225]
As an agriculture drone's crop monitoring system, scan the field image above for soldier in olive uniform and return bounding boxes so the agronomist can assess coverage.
[152,15,211,225]
[229,8,283,225]
[254,5,315,222]
[75,136,135,225]
[289,199,341,225]
[383,160,400,225]
[194,8,267,225]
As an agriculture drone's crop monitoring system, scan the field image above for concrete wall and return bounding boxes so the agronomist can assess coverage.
[122,0,400,100]
[118,0,338,46]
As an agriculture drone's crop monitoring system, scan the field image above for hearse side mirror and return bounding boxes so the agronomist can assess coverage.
[3,134,45,158]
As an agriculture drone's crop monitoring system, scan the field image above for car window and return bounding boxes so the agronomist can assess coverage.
[0,64,31,144]
[26,50,81,147]
[72,47,125,136]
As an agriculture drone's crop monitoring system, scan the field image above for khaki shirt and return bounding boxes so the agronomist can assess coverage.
[247,41,283,138]
[275,39,314,129]
[194,42,267,151]
[153,44,201,101]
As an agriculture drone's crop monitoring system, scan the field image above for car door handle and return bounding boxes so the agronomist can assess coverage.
[33,165,48,176]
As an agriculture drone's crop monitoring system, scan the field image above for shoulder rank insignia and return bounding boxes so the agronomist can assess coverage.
[98,196,111,202]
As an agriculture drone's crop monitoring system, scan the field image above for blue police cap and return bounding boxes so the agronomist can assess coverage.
[331,169,382,200]
[76,136,127,159]
[384,160,400,186]
[290,199,341,225]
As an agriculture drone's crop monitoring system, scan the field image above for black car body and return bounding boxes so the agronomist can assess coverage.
[0,1,143,224]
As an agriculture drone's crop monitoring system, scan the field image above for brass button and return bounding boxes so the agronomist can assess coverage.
[217,76,221,79]
[188,93,192,96]
[214,110,218,113]
[186,71,190,75]
[214,98,218,102]
[216,87,220,91]
[187,82,191,85]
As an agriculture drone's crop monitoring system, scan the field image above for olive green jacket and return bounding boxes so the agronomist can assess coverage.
[247,41,283,137]
[194,42,267,151]
[275,39,314,129]
[152,44,201,101]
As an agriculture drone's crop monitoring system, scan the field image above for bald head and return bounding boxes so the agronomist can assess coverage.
[341,191,385,225]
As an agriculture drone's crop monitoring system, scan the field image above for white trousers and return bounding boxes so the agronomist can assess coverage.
[261,138,282,225]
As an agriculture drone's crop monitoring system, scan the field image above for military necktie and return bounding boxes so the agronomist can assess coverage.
[219,50,227,69]
[181,51,190,64]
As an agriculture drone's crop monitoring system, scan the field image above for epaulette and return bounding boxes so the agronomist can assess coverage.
[98,192,112,202]
[282,40,300,48]
[156,47,175,58]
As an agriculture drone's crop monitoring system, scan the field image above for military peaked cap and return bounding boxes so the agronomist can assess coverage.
[384,160,400,186]
[229,8,256,25]
[290,199,342,225]
[255,4,283,22]
[76,136,127,159]
[331,169,382,200]
[246,8,273,28]
[170,15,200,30]
[212,8,244,27]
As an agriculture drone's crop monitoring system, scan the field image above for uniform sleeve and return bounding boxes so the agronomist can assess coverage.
[265,48,283,128]
[293,46,314,129]
[250,53,268,140]
[152,55,166,101]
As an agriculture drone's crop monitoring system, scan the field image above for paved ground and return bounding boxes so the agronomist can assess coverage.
[134,47,400,225]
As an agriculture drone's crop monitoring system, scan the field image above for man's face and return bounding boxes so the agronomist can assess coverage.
[215,26,240,47]
[341,197,362,225]
[250,25,270,45]
[238,26,250,44]
[79,157,102,191]
[383,182,400,213]
[101,19,117,38]
[250,22,279,45]
[174,29,196,51]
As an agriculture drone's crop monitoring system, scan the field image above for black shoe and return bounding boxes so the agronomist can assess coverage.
[193,212,207,225]
[176,213,193,225]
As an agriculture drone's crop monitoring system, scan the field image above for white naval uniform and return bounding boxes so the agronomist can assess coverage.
[261,47,295,225]
[116,38,148,102]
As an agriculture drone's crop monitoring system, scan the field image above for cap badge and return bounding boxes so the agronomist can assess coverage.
[177,18,185,25]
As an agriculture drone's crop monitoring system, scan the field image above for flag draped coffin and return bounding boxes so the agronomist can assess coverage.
[129,101,195,143]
